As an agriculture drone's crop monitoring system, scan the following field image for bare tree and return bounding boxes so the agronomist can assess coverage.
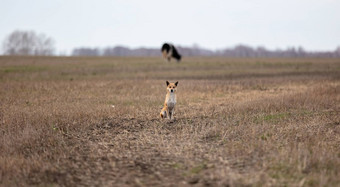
[2,30,55,56]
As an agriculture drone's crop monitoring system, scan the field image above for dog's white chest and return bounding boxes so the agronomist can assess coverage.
[166,94,176,109]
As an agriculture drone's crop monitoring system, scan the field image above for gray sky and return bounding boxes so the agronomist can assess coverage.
[1,0,339,54]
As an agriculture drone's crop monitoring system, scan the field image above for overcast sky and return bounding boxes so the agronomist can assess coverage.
[1,0,339,54]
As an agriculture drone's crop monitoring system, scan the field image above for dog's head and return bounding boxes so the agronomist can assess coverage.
[166,81,178,93]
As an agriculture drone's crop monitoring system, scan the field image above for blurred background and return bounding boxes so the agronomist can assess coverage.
[1,0,339,57]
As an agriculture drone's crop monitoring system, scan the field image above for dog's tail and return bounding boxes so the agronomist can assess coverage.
[160,110,167,119]
[172,48,181,62]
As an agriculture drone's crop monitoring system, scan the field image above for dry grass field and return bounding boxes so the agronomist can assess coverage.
[0,56,339,186]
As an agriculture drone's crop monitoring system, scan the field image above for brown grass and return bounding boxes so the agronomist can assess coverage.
[0,56,339,186]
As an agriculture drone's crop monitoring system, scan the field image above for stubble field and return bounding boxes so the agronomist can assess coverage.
[0,56,339,186]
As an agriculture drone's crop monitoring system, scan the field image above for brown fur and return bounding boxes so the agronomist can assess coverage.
[162,50,168,59]
[160,81,178,120]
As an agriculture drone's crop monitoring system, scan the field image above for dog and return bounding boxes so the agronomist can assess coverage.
[161,43,181,62]
[160,81,178,121]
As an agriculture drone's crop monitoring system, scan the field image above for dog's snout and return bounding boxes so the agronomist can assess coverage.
[171,89,174,92]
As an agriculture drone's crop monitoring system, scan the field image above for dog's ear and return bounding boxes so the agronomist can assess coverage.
[175,81,178,86]
[166,81,169,86]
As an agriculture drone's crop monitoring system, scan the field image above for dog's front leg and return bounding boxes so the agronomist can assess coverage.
[169,108,174,120]
[166,109,170,120]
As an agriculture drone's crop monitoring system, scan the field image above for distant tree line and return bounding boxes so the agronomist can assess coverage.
[72,46,160,57]
[72,45,340,58]
[2,30,340,57]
